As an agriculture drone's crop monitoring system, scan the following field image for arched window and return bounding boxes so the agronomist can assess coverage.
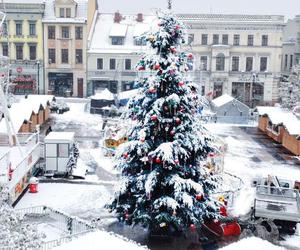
[216,53,225,71]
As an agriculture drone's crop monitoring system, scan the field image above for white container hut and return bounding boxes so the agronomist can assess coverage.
[44,132,75,173]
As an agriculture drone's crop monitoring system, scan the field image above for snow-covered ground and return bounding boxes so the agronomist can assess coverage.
[16,183,112,219]
[221,237,285,250]
[14,101,300,249]
[54,230,148,250]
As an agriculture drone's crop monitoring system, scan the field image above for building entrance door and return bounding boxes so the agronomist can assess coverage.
[77,78,83,98]
[49,73,73,96]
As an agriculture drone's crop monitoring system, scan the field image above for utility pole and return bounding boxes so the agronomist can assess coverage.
[167,0,172,10]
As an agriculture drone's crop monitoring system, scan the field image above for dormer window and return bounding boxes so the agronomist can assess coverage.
[111,37,124,45]
[134,37,147,46]
[109,23,127,45]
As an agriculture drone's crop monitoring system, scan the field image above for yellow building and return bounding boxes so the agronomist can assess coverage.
[0,0,45,94]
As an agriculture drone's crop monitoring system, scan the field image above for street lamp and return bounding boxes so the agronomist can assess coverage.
[35,60,40,94]
[239,71,264,108]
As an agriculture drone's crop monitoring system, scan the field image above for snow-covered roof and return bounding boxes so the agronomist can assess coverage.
[20,95,53,114]
[0,103,34,134]
[90,88,115,100]
[212,94,234,107]
[109,23,128,37]
[88,13,157,54]
[45,132,75,142]
[43,0,87,23]
[0,95,54,134]
[119,88,139,100]
[177,13,285,25]
[133,23,150,37]
[2,0,44,3]
[257,106,300,135]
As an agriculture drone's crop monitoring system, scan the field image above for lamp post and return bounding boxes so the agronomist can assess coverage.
[36,60,40,94]
[239,71,262,108]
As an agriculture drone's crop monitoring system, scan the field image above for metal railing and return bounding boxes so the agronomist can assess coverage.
[15,205,95,250]
[256,185,299,199]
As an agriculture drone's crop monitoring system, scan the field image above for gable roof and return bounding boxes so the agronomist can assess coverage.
[212,94,234,107]
[43,0,87,23]
[256,106,300,135]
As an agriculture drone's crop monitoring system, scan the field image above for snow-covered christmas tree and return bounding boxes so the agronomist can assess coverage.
[108,12,220,234]
[279,65,300,110]
[0,186,44,249]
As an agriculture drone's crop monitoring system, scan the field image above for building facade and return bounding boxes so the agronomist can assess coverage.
[179,14,285,107]
[0,0,45,94]
[88,13,284,107]
[282,16,300,74]
[87,12,155,96]
[43,0,97,97]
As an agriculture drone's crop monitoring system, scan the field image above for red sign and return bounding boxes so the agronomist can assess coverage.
[16,67,23,73]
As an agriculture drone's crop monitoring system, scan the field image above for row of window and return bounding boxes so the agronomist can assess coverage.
[188,34,269,46]
[96,58,132,70]
[48,26,83,40]
[48,48,83,64]
[2,21,37,36]
[59,8,72,18]
[284,54,294,69]
[2,43,37,60]
[198,55,268,72]
[110,36,147,46]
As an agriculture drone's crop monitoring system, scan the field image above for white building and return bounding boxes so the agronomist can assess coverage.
[88,13,284,107]
[179,14,285,107]
[87,12,156,95]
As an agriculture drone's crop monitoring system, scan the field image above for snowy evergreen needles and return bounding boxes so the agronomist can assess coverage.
[0,186,44,249]
[279,65,300,110]
[107,12,220,234]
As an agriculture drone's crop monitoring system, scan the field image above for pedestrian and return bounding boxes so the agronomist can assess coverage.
[45,126,52,136]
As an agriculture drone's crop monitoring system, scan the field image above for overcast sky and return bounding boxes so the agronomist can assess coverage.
[98,0,299,20]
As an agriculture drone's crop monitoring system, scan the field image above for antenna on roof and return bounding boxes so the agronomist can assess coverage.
[167,0,172,10]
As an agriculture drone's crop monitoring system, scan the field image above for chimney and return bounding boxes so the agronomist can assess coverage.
[136,13,143,22]
[114,11,122,23]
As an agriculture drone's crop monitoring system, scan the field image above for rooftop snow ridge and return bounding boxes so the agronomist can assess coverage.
[177,13,285,22]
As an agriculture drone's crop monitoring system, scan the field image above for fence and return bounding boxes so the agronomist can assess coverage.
[15,205,95,250]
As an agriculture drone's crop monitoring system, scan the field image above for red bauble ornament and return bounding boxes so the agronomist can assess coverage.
[190,224,196,232]
[175,25,180,30]
[149,87,156,93]
[155,157,161,164]
[140,138,145,142]
[175,117,181,124]
[196,194,203,201]
[151,114,158,121]
[178,81,184,87]
[170,47,177,53]
[123,152,128,159]
[170,130,175,136]
[187,53,193,59]
[174,159,179,165]
[154,64,160,70]
[125,213,129,220]
[138,66,145,71]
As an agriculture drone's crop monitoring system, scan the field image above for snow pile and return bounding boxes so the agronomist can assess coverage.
[221,237,285,250]
[54,230,148,250]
